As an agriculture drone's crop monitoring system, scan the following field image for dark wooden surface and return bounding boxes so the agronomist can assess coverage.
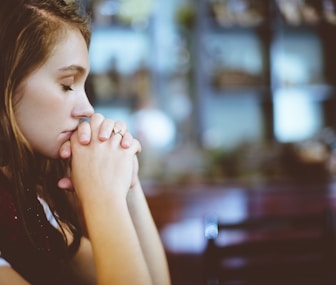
[145,182,336,285]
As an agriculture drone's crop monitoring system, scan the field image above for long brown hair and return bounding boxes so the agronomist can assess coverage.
[0,0,91,255]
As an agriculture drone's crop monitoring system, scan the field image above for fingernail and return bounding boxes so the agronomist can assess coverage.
[99,131,109,140]
[123,138,132,147]
[60,148,70,158]
[79,134,90,143]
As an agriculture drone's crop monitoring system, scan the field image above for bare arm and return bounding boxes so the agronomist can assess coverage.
[127,175,171,285]
[61,114,170,284]
[67,169,170,285]
[70,114,153,285]
[66,235,97,285]
[0,267,30,285]
[81,190,152,285]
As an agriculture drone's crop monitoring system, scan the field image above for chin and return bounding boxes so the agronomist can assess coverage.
[40,153,60,160]
[39,147,62,160]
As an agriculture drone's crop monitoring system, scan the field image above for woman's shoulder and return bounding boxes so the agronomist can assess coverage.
[0,265,30,284]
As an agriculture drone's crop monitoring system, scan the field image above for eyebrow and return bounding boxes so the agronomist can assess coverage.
[58,65,87,75]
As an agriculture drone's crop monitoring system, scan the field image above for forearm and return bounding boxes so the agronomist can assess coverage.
[81,193,152,285]
[68,114,161,284]
[127,183,171,285]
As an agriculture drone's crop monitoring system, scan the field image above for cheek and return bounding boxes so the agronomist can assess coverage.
[16,81,64,123]
[13,76,72,157]
[14,90,57,149]
[15,98,45,132]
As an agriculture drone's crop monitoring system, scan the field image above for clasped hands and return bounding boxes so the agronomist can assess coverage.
[57,113,141,192]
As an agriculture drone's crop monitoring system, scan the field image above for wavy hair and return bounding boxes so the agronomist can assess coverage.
[0,0,91,256]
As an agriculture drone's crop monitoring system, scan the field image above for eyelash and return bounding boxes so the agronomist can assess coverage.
[62,85,74,92]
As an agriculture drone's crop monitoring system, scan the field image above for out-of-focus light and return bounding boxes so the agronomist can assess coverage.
[274,89,322,142]
[97,0,120,16]
[133,108,176,150]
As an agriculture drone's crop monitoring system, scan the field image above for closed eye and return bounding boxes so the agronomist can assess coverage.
[62,85,74,92]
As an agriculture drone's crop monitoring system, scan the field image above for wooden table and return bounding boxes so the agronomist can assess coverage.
[145,182,336,285]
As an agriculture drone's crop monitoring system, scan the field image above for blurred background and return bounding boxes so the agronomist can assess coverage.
[82,0,336,187]
[80,0,336,284]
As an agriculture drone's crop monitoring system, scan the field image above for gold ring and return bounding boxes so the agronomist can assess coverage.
[113,127,123,137]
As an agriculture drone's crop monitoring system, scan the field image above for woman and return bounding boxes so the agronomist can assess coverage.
[0,0,170,284]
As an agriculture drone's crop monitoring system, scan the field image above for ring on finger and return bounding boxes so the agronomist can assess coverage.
[113,127,124,137]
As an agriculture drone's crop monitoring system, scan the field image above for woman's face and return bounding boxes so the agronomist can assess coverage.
[14,28,94,158]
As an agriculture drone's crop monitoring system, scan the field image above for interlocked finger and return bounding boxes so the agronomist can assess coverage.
[90,113,105,142]
[113,127,124,137]
[98,118,115,141]
[112,121,126,137]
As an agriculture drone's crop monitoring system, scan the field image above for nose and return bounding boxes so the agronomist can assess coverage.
[72,91,94,119]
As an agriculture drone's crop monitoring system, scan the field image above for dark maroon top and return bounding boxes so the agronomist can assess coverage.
[0,178,80,284]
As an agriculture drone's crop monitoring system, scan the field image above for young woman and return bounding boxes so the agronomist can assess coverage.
[0,0,170,284]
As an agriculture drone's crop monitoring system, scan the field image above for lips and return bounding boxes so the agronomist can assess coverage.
[61,125,78,142]
[61,131,72,140]
[61,129,76,140]
[63,126,78,134]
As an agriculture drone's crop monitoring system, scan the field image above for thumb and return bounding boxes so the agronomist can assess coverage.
[57,177,74,191]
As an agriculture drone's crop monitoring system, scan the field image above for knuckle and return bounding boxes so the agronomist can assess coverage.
[93,112,104,120]
[91,113,104,125]
[115,120,127,129]
[101,118,114,127]
[78,121,90,132]
[106,118,114,124]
